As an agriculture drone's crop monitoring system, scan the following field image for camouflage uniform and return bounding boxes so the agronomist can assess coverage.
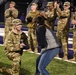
[26,3,40,53]
[4,1,18,40]
[56,2,70,60]
[72,12,76,61]
[1,19,27,75]
[44,2,57,30]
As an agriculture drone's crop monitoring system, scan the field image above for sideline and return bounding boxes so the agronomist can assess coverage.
[0,45,76,64]
[23,49,76,64]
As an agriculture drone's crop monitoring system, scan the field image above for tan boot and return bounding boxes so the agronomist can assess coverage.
[69,57,75,61]
[27,48,34,53]
[75,57,76,62]
[34,48,38,53]
[62,55,68,61]
[27,48,32,52]
[0,67,12,74]
[13,73,19,75]
[56,54,59,57]
[0,66,2,72]
[34,73,37,75]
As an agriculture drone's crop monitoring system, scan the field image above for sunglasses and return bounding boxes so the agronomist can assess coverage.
[64,5,68,7]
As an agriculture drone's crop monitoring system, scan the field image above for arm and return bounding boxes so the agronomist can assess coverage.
[56,6,70,18]
[71,20,76,25]
[4,33,20,51]
[25,12,31,23]
[36,26,47,48]
[4,9,10,18]
[71,13,76,25]
[12,9,18,18]
[47,9,57,22]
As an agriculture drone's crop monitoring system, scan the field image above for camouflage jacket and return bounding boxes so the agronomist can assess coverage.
[26,10,40,21]
[44,9,57,29]
[4,29,28,52]
[4,8,18,23]
[72,12,76,20]
[57,7,70,31]
[27,23,35,28]
[72,12,76,29]
[26,10,40,28]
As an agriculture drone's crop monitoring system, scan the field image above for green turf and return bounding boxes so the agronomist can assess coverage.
[0,46,76,75]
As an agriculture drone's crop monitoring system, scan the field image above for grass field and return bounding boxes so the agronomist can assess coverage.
[0,46,76,75]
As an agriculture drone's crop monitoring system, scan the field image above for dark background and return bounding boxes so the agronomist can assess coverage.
[0,0,76,22]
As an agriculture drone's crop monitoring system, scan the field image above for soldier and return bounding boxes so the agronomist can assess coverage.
[40,1,57,30]
[56,1,70,60]
[0,19,28,75]
[26,3,40,53]
[4,1,18,40]
[71,12,76,61]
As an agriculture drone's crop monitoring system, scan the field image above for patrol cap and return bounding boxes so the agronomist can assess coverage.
[12,19,23,25]
[47,2,53,7]
[64,1,70,6]
[31,3,38,7]
[10,1,16,6]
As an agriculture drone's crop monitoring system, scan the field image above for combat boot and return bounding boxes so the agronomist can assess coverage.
[70,54,76,62]
[0,66,2,72]
[27,48,34,53]
[70,57,76,62]
[56,54,59,57]
[13,73,19,75]
[34,48,38,53]
[34,74,36,75]
[27,48,32,52]
[62,55,68,61]
[75,57,76,62]
[69,57,75,61]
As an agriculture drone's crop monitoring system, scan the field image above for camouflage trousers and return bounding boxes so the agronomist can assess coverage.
[3,51,21,75]
[73,29,76,57]
[56,30,68,56]
[28,28,38,48]
[4,22,13,41]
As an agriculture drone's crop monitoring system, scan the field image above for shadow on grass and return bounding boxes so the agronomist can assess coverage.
[20,68,31,75]
[0,62,31,75]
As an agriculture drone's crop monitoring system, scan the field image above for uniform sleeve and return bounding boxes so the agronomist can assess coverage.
[47,9,57,22]
[36,11,40,17]
[71,13,76,25]
[72,13,75,20]
[36,26,47,48]
[4,9,10,18]
[57,7,70,18]
[12,9,18,18]
[4,33,20,51]
[25,12,31,22]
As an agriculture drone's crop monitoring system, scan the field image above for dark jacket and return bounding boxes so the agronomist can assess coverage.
[36,24,61,53]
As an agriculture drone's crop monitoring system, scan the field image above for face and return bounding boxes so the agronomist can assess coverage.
[10,3,14,8]
[47,5,54,10]
[63,5,70,10]
[31,5,37,11]
[15,24,22,31]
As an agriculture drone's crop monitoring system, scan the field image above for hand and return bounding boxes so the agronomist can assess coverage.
[71,20,76,25]
[54,1,57,8]
[9,10,12,16]
[20,43,25,48]
[40,11,45,16]
[56,3,60,8]
[27,17,32,23]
